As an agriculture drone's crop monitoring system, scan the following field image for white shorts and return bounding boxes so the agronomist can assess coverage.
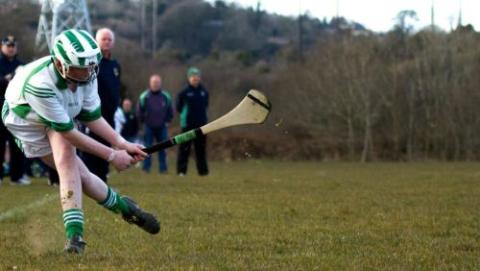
[3,109,52,158]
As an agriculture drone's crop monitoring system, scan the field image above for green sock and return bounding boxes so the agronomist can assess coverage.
[63,209,84,239]
[98,187,130,215]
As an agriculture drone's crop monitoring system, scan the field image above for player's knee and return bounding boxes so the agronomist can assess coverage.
[75,158,92,181]
[78,168,92,182]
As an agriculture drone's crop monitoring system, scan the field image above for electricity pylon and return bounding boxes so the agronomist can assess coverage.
[35,0,92,53]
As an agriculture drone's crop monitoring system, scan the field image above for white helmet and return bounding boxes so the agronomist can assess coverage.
[51,29,102,84]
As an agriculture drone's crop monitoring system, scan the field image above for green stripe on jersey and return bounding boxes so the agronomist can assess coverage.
[39,116,74,132]
[12,104,32,119]
[76,107,101,122]
[25,83,54,94]
[24,89,54,98]
[52,63,68,90]
[14,137,24,152]
[21,59,52,99]
[64,30,85,52]
[1,102,9,122]
[24,84,55,98]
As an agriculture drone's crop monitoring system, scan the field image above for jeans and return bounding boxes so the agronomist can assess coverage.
[143,125,168,173]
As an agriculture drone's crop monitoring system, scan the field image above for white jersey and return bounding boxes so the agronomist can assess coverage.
[4,56,101,132]
[2,56,101,157]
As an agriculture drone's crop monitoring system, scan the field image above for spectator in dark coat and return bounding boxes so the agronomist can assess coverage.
[0,35,29,185]
[83,28,121,183]
[176,67,209,176]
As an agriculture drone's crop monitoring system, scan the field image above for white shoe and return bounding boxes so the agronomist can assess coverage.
[178,173,185,177]
[11,176,31,186]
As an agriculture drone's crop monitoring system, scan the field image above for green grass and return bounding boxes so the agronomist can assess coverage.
[1,161,480,270]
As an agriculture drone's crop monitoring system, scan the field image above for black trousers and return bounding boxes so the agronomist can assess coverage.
[82,132,110,183]
[48,166,59,185]
[0,125,25,181]
[176,128,208,176]
[28,158,59,185]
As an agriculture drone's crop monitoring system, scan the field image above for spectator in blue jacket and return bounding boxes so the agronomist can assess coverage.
[137,74,173,173]
[176,67,209,176]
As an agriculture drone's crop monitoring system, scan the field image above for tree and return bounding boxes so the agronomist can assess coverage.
[394,10,418,34]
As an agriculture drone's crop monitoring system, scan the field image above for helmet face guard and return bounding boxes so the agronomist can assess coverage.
[60,63,99,85]
[51,29,102,85]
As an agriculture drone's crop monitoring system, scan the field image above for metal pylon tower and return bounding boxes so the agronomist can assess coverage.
[35,0,92,53]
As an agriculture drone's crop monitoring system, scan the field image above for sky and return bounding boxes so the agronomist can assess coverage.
[208,0,477,32]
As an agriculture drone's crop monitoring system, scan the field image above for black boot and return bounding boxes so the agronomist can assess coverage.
[64,235,86,254]
[122,197,160,234]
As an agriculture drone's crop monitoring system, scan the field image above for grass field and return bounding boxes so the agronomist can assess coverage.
[1,161,480,270]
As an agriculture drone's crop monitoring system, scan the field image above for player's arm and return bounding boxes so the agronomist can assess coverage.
[83,117,147,161]
[78,81,147,161]
[62,129,116,160]
[24,88,131,170]
[60,129,133,171]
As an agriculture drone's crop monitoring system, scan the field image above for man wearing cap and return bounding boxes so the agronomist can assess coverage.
[83,28,122,183]
[176,67,209,176]
[0,35,29,185]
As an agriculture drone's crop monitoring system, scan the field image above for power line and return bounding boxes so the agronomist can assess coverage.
[431,0,435,30]
[298,0,304,60]
[152,0,157,58]
[141,0,146,50]
[457,0,463,27]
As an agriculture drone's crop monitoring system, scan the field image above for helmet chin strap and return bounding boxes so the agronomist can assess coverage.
[59,62,69,80]
[66,77,89,86]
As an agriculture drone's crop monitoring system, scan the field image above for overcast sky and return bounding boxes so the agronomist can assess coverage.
[208,0,476,32]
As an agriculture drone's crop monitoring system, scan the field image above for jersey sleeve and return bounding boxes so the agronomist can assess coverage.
[23,82,74,132]
[76,79,101,122]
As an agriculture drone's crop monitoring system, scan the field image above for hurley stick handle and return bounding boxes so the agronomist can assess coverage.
[142,128,204,154]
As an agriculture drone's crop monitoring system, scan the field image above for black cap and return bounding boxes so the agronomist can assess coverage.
[2,35,16,46]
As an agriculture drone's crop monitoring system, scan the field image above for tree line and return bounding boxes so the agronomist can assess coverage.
[271,27,480,161]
